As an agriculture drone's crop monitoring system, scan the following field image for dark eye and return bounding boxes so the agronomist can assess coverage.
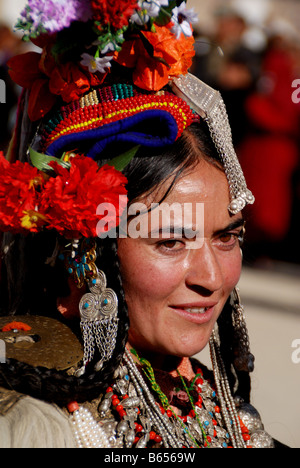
[219,233,234,244]
[215,231,244,251]
[158,239,185,252]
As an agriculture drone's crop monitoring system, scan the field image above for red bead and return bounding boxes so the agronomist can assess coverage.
[116,404,123,412]
[166,410,173,418]
[196,378,204,386]
[243,434,251,441]
[149,431,156,440]
[136,424,143,433]
[155,435,162,443]
[215,405,220,413]
[189,410,196,418]
[67,402,79,413]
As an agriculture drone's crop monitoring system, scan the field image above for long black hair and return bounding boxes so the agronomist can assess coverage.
[0,121,251,406]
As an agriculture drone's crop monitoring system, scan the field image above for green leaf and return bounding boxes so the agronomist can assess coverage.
[155,0,177,26]
[29,147,71,172]
[107,145,141,172]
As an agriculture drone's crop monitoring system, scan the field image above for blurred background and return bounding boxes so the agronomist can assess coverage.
[0,0,299,448]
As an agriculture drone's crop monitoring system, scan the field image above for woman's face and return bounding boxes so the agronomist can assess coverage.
[118,159,244,362]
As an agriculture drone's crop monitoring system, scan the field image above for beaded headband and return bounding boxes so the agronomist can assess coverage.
[37,78,254,215]
[38,83,199,159]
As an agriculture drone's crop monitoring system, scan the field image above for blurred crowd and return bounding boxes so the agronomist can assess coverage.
[0,2,300,266]
[192,3,300,266]
[0,22,27,152]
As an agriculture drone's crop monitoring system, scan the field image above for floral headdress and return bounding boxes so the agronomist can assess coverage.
[2,0,199,240]
[2,0,254,242]
[10,0,198,121]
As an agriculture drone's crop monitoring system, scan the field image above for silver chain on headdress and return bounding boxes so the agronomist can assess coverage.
[171,73,255,215]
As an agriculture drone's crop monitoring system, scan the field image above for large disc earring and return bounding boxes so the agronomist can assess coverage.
[77,270,119,376]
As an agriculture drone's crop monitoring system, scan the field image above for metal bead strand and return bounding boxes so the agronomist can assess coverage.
[124,351,179,448]
[213,339,245,447]
[124,349,182,449]
[209,331,246,448]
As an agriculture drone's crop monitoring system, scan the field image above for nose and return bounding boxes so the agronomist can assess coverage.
[185,240,223,294]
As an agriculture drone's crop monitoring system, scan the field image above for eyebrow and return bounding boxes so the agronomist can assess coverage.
[148,218,245,239]
[214,218,246,237]
[149,225,200,238]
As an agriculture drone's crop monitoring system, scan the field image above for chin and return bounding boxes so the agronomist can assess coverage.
[164,338,210,359]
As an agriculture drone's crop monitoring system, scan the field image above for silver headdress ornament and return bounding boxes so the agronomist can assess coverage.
[171,73,255,215]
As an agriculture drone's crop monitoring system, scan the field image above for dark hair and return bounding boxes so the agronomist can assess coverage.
[0,120,250,406]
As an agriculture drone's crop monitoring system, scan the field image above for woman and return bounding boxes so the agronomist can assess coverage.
[0,0,275,449]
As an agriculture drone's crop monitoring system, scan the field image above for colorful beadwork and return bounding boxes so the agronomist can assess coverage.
[41,84,199,158]
[58,239,98,289]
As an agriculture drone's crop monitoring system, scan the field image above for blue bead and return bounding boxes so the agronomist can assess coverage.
[204,421,209,426]
[223,442,228,448]
[92,279,97,285]
[84,303,89,309]
[104,299,108,305]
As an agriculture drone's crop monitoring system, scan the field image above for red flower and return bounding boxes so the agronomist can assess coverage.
[40,156,128,238]
[115,25,195,91]
[8,52,57,121]
[0,152,47,233]
[8,50,107,121]
[91,0,139,30]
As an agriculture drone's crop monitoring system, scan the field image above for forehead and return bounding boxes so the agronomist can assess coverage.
[132,159,243,238]
[145,159,230,211]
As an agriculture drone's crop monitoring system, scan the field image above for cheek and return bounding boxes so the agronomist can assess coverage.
[221,248,242,292]
[118,240,182,304]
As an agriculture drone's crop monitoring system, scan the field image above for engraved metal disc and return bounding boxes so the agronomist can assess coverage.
[79,293,101,321]
[99,289,118,317]
[88,270,107,294]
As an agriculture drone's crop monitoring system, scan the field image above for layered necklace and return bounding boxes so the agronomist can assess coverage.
[68,332,271,449]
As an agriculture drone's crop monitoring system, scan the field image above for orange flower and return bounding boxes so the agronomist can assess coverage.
[115,25,195,91]
[8,49,107,120]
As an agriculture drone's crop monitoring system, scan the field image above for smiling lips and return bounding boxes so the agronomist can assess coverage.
[169,303,217,324]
